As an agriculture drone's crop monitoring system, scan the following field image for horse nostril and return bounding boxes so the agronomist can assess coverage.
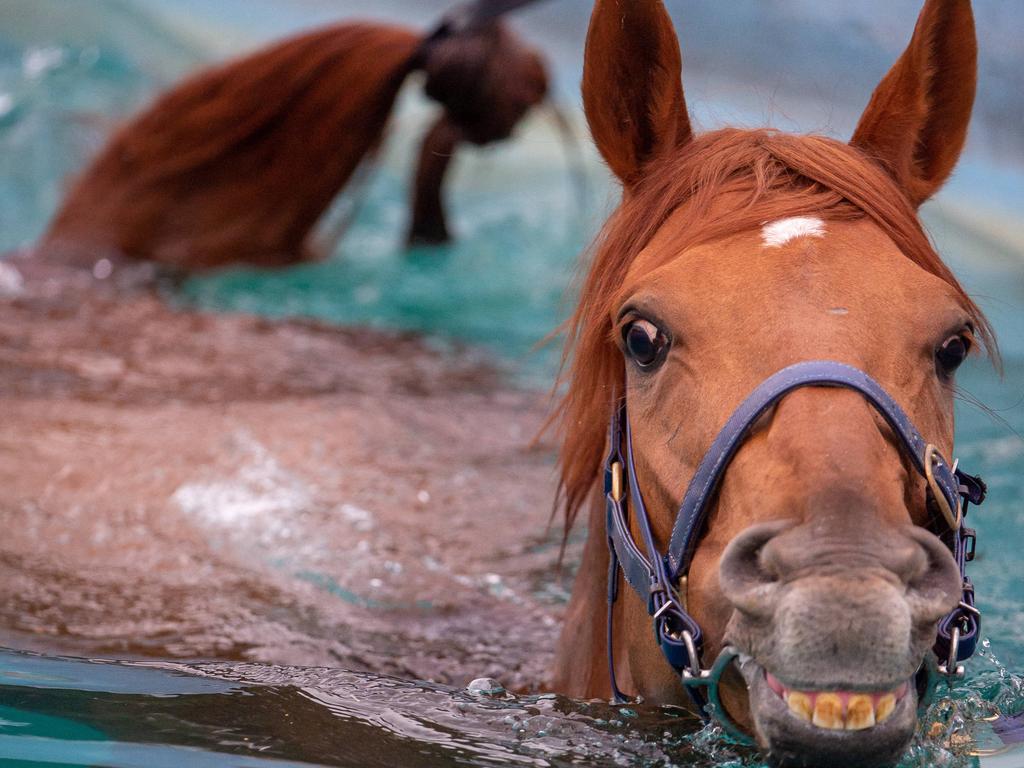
[719,520,794,616]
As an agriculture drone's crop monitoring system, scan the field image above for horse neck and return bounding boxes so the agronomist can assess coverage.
[550,489,611,697]
[552,485,695,704]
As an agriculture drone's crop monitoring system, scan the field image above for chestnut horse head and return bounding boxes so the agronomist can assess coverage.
[421,19,548,146]
[409,20,549,244]
[553,1,994,765]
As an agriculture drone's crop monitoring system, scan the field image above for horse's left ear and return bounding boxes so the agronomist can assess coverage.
[851,0,977,207]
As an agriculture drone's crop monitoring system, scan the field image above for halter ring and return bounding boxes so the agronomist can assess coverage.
[679,630,703,679]
[938,625,965,678]
[924,443,962,531]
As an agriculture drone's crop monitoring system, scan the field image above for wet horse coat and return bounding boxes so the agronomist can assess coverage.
[551,1,992,766]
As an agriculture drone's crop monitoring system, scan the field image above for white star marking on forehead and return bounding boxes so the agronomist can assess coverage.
[761,216,826,248]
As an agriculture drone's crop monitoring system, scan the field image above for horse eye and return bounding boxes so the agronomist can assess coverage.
[935,334,970,377]
[623,319,669,369]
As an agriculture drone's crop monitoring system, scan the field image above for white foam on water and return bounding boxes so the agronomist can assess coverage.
[171,432,385,576]
[22,46,65,79]
[339,503,375,532]
[171,432,313,538]
[0,262,25,297]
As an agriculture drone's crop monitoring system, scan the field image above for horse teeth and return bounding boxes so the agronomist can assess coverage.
[876,694,896,723]
[812,692,845,730]
[845,695,876,730]
[770,674,907,730]
[786,691,813,722]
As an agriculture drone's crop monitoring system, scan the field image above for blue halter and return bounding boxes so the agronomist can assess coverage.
[603,360,985,739]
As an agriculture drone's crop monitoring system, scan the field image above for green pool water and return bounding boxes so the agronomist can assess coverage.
[2,0,1022,766]
[0,640,1020,768]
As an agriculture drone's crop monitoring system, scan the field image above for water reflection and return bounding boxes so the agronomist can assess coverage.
[1,648,1021,767]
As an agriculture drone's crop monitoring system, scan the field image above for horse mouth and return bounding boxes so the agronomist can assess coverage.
[741,659,921,768]
[763,671,910,731]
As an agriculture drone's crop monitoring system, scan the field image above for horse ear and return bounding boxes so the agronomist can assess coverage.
[582,0,692,188]
[851,0,977,207]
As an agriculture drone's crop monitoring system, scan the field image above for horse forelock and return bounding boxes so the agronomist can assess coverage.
[554,127,996,536]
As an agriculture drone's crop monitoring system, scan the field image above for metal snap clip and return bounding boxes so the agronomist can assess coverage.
[938,626,965,678]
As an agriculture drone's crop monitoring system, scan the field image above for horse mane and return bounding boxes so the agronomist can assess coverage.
[41,17,548,270]
[556,127,996,532]
[42,23,422,269]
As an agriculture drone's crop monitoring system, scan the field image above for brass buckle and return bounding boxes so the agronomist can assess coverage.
[610,461,624,502]
[924,444,962,531]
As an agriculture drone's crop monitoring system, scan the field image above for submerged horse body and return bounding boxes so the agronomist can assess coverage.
[552,1,992,766]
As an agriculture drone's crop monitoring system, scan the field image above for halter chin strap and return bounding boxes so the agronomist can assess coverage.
[604,360,985,725]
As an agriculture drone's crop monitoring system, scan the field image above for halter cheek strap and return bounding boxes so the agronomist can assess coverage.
[604,360,985,725]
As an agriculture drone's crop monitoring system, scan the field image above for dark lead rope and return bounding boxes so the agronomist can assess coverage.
[604,360,986,724]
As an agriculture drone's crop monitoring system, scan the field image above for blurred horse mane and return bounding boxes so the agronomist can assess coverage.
[40,14,547,271]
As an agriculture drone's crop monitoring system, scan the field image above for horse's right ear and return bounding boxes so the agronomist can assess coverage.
[582,0,692,189]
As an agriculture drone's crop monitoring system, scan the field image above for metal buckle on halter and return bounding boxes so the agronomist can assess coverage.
[924,443,962,530]
[610,461,624,502]
[937,595,980,678]
[962,527,977,562]
[958,599,981,619]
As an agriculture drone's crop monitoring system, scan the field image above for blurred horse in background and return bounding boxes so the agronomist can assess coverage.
[38,2,548,272]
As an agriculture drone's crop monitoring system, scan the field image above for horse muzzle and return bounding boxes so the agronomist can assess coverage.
[602,361,986,762]
[717,518,963,767]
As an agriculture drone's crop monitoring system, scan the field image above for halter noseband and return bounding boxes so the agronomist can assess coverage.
[604,360,985,741]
